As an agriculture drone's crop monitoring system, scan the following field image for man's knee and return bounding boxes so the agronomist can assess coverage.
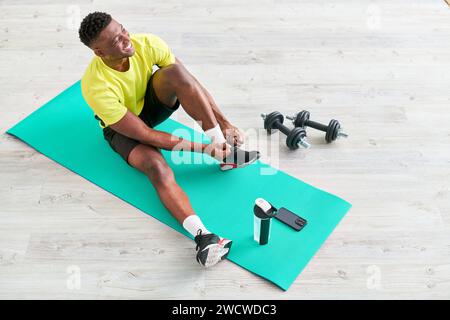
[162,63,195,90]
[128,145,174,185]
[144,159,174,185]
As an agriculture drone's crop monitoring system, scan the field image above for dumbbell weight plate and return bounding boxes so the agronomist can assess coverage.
[325,119,340,143]
[265,112,284,134]
[286,127,306,150]
[295,110,310,128]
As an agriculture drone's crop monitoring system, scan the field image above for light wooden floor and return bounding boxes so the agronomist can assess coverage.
[1,0,450,299]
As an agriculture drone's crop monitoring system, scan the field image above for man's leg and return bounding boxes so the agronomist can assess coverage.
[127,143,195,224]
[127,143,232,267]
[150,62,260,169]
[151,63,221,133]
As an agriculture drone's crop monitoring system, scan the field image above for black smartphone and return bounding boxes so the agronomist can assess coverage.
[274,207,307,231]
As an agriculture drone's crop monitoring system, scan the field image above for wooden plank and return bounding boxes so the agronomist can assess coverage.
[1,0,450,299]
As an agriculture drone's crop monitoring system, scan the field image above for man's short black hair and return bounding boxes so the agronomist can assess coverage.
[78,11,112,47]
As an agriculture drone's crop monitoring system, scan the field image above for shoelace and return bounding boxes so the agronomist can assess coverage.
[195,229,203,251]
[195,230,218,251]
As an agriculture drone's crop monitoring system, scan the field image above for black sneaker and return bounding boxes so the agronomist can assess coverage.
[220,146,260,171]
[194,230,233,268]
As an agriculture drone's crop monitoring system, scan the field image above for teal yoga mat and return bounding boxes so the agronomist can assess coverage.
[6,81,351,291]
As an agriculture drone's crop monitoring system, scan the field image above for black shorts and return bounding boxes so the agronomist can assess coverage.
[100,69,180,165]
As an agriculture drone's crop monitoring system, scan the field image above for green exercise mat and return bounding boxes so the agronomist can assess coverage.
[6,81,351,291]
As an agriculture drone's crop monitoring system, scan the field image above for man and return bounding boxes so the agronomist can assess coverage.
[79,12,259,268]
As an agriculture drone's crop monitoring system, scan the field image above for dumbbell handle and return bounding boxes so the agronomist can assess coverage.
[275,120,310,149]
[262,113,310,149]
[303,119,328,132]
[274,121,292,137]
[286,115,328,132]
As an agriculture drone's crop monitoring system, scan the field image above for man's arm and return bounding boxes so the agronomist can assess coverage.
[109,110,206,152]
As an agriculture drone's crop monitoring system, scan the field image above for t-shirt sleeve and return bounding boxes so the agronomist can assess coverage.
[82,82,127,126]
[145,34,176,68]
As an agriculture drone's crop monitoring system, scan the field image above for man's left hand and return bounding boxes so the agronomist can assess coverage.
[222,124,245,146]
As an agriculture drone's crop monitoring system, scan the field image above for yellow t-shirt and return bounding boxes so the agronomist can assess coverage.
[81,33,176,128]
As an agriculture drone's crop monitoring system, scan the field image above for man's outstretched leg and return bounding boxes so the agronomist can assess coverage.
[151,61,260,170]
[127,143,232,268]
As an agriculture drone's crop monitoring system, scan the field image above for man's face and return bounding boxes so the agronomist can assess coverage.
[91,19,135,59]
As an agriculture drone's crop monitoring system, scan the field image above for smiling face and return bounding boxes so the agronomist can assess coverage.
[91,19,135,60]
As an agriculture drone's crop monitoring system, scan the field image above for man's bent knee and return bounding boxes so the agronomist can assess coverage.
[160,64,195,90]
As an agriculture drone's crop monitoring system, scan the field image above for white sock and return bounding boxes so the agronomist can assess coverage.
[204,124,226,144]
[182,215,211,237]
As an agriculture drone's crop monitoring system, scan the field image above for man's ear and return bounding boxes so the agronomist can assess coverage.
[93,48,104,57]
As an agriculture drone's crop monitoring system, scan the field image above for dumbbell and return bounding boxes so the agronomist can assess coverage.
[286,110,348,143]
[261,112,310,150]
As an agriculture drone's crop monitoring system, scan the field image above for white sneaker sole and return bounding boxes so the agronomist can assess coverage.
[201,240,232,268]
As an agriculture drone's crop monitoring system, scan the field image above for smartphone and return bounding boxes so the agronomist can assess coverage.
[274,207,307,231]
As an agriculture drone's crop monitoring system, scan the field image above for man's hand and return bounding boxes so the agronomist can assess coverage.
[204,142,232,162]
[221,123,245,146]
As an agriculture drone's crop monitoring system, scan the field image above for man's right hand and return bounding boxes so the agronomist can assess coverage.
[109,111,234,158]
[204,142,232,162]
